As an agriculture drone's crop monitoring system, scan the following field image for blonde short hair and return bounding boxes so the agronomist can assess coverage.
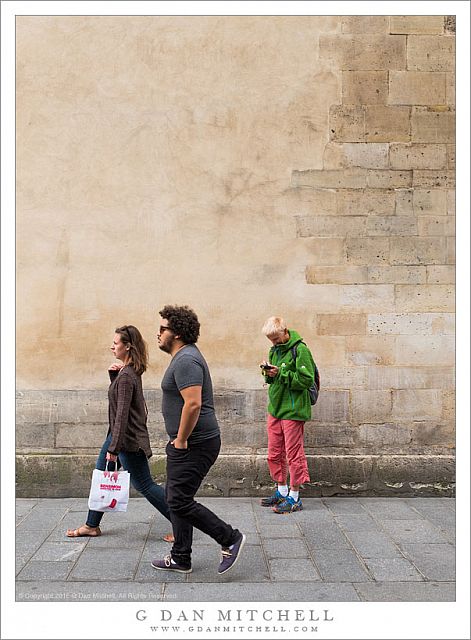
[262,316,287,336]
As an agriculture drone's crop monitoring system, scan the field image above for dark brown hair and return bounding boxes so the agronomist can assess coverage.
[159,305,200,344]
[115,325,148,375]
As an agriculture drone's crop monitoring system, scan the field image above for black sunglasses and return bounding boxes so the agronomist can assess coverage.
[159,325,173,334]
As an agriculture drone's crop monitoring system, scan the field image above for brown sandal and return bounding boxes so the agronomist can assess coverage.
[162,533,175,543]
[66,525,102,538]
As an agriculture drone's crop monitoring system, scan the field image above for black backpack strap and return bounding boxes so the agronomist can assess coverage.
[290,340,304,361]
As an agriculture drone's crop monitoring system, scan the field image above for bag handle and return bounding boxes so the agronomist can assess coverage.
[105,459,118,473]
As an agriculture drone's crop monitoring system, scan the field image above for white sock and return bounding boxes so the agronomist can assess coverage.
[278,484,289,497]
[289,490,299,502]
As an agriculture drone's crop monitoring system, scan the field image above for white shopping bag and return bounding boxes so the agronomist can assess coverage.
[88,467,130,512]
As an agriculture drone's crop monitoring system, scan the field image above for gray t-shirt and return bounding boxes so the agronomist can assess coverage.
[161,344,220,444]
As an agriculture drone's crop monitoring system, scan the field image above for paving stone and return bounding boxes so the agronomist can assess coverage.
[269,558,321,582]
[197,499,254,521]
[201,497,254,508]
[16,581,165,601]
[345,531,403,558]
[102,510,156,524]
[48,530,96,544]
[67,499,92,512]
[149,518,173,536]
[380,519,449,544]
[258,522,303,539]
[99,514,154,530]
[446,499,456,512]
[16,512,64,532]
[29,541,86,562]
[16,499,40,509]
[323,498,366,514]
[353,581,455,602]
[163,582,361,602]
[27,505,70,517]
[214,513,260,532]
[313,549,371,582]
[16,529,52,557]
[15,531,56,572]
[30,498,74,508]
[303,523,352,550]
[333,514,382,532]
[16,561,74,581]
[141,539,177,561]
[411,511,456,542]
[68,547,141,581]
[51,511,90,540]
[407,498,455,514]
[150,520,209,543]
[263,538,310,559]
[238,532,259,545]
[16,501,38,517]
[280,507,335,526]
[406,502,456,531]
[84,522,151,548]
[363,557,424,581]
[16,556,29,575]
[253,506,296,522]
[400,543,455,581]
[359,499,422,519]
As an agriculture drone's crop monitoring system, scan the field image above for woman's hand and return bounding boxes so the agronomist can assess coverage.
[266,366,279,378]
[106,452,117,462]
[109,363,125,371]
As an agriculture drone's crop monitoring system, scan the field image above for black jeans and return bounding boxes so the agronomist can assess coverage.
[165,436,240,567]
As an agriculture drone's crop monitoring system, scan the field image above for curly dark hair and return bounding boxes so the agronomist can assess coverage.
[159,305,200,344]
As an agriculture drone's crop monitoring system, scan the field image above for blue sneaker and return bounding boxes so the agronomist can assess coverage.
[272,496,303,514]
[260,490,285,507]
[218,533,246,575]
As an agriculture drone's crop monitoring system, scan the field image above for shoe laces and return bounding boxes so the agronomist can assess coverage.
[220,547,232,560]
[164,554,172,567]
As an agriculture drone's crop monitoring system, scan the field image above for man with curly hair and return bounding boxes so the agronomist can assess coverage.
[151,305,245,575]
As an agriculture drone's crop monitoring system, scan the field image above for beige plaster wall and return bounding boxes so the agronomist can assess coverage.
[17,16,340,390]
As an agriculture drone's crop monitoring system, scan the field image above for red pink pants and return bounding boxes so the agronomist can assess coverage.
[266,414,310,486]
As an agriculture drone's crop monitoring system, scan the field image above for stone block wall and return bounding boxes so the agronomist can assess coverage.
[16,15,455,497]
[302,16,455,494]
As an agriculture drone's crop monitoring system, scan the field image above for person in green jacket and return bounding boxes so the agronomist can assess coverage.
[259,316,314,513]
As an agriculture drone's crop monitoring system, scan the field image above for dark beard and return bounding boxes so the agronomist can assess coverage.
[158,341,171,354]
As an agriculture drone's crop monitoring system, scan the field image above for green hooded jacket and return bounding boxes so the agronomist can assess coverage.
[263,329,315,421]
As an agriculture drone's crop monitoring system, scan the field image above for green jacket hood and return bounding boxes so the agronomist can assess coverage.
[271,329,304,355]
